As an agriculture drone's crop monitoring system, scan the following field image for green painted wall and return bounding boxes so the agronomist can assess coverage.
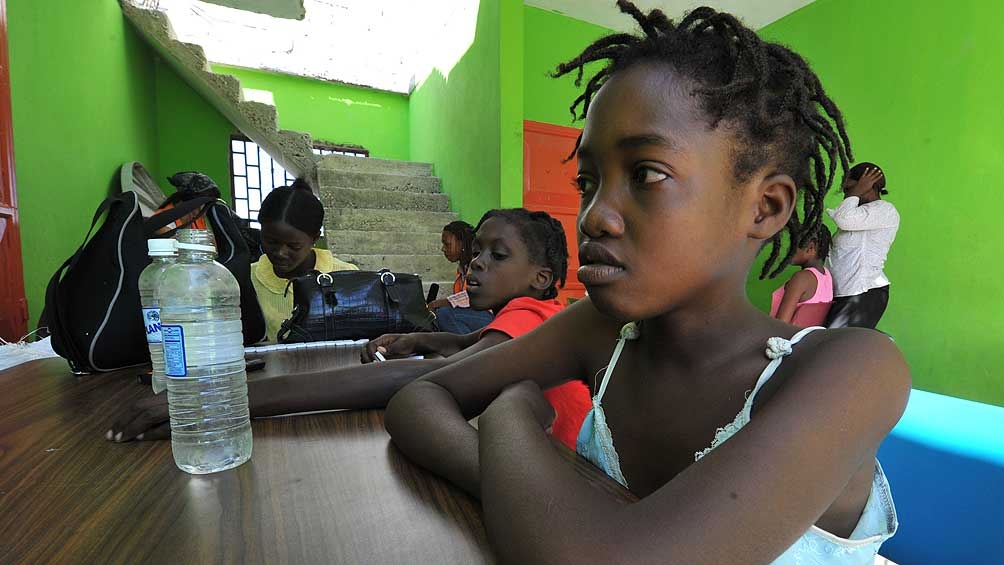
[498,0,524,209]
[155,59,234,198]
[409,0,502,223]
[8,0,161,330]
[523,6,611,127]
[754,0,1004,406]
[8,2,242,330]
[214,65,410,161]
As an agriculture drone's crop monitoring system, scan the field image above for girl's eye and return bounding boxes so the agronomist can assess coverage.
[632,166,669,185]
[491,252,506,261]
[573,175,596,195]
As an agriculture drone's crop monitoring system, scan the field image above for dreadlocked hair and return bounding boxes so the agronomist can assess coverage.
[551,1,853,278]
[475,208,569,300]
[442,220,476,272]
[806,224,831,264]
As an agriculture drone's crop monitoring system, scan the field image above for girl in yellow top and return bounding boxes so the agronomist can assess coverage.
[251,179,357,343]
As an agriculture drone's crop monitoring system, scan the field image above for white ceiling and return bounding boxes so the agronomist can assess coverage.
[148,0,813,94]
[524,0,815,31]
[152,0,477,94]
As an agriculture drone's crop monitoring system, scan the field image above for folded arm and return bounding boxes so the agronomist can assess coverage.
[385,299,606,498]
[477,328,910,563]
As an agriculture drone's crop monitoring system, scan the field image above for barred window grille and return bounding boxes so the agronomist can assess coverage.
[230,136,368,229]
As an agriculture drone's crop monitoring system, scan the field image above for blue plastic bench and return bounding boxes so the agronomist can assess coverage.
[877,389,1004,563]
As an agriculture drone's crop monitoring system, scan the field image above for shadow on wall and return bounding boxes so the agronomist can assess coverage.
[408,0,503,224]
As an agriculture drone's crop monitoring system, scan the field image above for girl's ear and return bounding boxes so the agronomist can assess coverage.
[531,267,555,294]
[748,173,797,242]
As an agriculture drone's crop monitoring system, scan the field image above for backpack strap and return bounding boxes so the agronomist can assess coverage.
[44,194,128,371]
[143,196,215,238]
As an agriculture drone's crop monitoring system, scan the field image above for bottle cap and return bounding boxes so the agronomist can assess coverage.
[147,238,178,255]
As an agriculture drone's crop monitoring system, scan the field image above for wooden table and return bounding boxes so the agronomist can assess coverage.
[0,347,634,564]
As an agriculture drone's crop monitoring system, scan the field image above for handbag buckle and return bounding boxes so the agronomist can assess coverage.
[379,270,396,286]
[317,272,334,286]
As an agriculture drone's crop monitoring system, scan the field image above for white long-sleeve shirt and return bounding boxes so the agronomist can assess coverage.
[826,196,900,297]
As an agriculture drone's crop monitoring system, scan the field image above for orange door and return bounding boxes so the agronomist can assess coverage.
[0,0,29,341]
[523,120,585,303]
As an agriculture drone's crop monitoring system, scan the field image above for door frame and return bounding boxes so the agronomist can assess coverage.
[0,0,29,340]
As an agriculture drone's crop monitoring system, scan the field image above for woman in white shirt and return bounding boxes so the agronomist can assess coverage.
[825,163,900,328]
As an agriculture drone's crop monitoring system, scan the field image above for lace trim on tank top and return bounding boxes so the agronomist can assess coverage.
[587,324,822,486]
[584,324,898,561]
[694,328,821,460]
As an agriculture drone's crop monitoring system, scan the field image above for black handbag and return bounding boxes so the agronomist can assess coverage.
[277,269,437,342]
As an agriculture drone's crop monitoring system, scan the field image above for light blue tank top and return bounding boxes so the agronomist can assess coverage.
[576,324,898,564]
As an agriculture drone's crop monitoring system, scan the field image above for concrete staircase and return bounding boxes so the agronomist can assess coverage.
[319,155,458,294]
[120,1,317,183]
[121,1,458,297]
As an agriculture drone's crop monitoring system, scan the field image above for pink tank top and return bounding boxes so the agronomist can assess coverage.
[770,268,833,326]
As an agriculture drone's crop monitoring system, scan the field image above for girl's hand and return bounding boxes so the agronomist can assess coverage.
[361,333,421,363]
[106,394,172,442]
[427,298,451,310]
[485,380,556,432]
[852,167,884,196]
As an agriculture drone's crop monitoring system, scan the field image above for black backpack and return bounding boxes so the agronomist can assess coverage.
[43,192,267,374]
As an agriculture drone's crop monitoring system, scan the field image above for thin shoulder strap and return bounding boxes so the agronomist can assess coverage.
[595,323,639,401]
[746,326,824,407]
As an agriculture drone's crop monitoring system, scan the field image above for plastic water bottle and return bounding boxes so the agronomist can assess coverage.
[159,229,252,474]
[139,239,178,394]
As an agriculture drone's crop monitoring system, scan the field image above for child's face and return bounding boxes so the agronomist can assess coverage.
[260,220,318,278]
[574,62,769,321]
[466,217,550,312]
[441,231,462,263]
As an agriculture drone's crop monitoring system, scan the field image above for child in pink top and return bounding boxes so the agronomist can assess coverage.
[771,227,834,327]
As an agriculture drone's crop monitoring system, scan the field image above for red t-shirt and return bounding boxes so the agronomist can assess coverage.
[481,297,591,449]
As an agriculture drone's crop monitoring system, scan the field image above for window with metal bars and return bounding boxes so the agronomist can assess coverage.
[229,135,368,229]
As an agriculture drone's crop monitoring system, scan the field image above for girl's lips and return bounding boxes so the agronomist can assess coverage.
[577,264,625,285]
[466,277,482,293]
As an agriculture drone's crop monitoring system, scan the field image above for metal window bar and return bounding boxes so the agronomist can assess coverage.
[230,136,369,230]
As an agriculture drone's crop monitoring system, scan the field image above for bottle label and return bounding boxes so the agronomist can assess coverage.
[143,307,162,344]
[162,325,187,378]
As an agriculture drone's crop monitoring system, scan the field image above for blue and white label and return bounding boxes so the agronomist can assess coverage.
[143,307,162,344]
[162,325,188,378]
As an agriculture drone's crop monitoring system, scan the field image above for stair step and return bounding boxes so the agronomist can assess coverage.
[326,208,456,233]
[319,169,442,193]
[320,187,449,213]
[319,154,433,177]
[178,41,209,72]
[200,70,243,105]
[276,129,318,179]
[341,254,457,282]
[239,101,279,135]
[326,230,445,256]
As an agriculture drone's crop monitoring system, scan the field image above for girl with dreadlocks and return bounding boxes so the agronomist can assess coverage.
[429,220,495,333]
[386,3,908,563]
[770,225,834,327]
